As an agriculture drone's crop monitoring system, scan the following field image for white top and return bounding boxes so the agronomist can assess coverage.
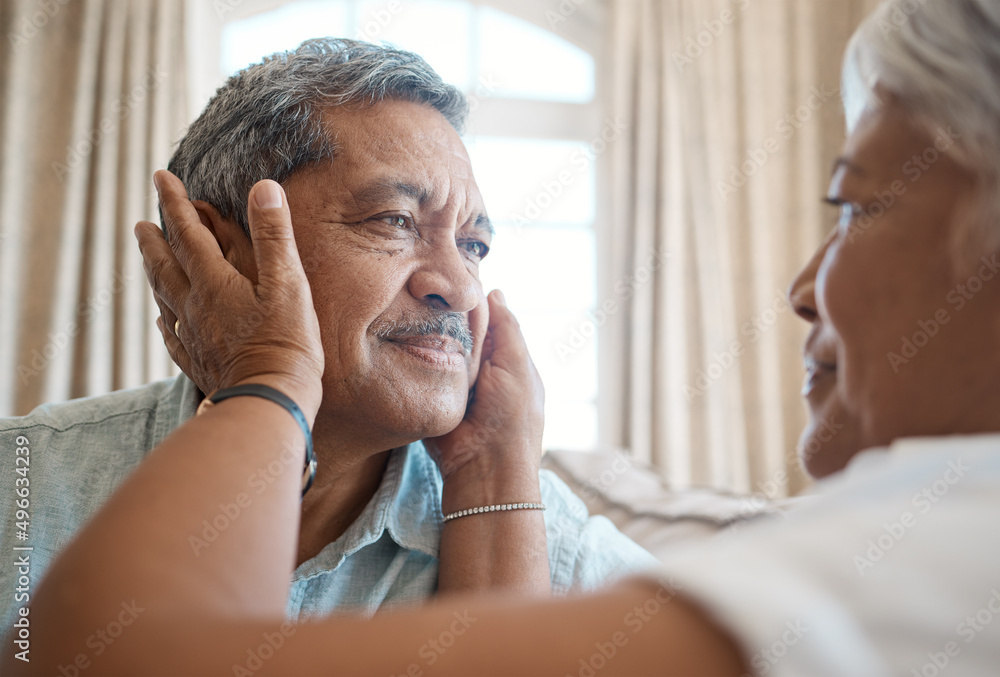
[657,434,1000,677]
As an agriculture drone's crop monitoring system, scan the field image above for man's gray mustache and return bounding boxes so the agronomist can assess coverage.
[371,313,474,355]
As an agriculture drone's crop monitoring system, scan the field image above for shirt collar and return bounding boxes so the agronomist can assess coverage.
[291,443,444,580]
[383,440,444,557]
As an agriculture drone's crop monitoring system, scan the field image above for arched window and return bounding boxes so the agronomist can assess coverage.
[190,0,604,451]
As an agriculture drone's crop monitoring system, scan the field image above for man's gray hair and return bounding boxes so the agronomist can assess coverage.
[842,0,1000,254]
[168,38,469,236]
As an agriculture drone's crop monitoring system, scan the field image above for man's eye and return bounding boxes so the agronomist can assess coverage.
[367,213,412,230]
[382,215,409,229]
[463,241,489,259]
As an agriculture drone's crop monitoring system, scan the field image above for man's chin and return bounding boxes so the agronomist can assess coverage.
[314,373,470,449]
[376,393,468,444]
[417,407,467,440]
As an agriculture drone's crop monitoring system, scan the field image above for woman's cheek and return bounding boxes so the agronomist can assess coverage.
[815,237,875,389]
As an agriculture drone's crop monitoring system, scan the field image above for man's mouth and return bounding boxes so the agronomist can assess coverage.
[802,356,837,397]
[371,311,475,362]
[387,335,467,368]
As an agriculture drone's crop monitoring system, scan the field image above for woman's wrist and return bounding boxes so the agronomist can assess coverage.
[440,458,542,517]
[231,373,322,424]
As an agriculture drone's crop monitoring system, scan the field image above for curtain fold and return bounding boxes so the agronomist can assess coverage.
[0,0,187,416]
[604,0,882,495]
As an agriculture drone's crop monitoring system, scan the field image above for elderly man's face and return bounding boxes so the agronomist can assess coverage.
[282,99,491,445]
[790,98,989,477]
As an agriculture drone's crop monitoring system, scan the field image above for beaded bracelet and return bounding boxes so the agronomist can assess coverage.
[443,502,545,522]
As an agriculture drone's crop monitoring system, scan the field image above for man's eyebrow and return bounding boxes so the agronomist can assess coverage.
[831,156,866,177]
[352,179,429,206]
[472,214,495,237]
[352,178,494,235]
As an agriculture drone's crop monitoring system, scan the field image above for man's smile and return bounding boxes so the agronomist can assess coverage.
[386,334,468,369]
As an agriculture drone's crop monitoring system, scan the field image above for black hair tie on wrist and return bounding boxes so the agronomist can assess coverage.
[200,384,317,499]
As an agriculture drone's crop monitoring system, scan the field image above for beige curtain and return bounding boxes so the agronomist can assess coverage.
[603,0,882,496]
[0,0,187,416]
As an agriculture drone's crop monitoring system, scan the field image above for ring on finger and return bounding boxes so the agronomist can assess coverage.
[174,319,181,337]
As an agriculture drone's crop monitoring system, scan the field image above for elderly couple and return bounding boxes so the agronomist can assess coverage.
[4,0,1000,674]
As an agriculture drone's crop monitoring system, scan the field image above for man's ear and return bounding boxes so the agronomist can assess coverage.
[191,200,259,283]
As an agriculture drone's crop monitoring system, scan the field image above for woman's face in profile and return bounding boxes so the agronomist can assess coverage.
[790,97,990,478]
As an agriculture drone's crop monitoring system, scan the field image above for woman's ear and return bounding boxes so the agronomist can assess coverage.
[191,200,259,283]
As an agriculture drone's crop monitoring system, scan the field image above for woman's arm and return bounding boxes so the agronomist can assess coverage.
[15,174,325,675]
[279,578,748,677]
[27,579,747,676]
[432,290,550,596]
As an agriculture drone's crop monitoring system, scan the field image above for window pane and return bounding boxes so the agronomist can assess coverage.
[221,1,349,75]
[521,312,599,452]
[469,134,599,452]
[543,401,598,452]
[517,311,599,401]
[358,0,472,89]
[478,225,595,313]
[478,229,600,453]
[478,7,595,103]
[466,137,596,226]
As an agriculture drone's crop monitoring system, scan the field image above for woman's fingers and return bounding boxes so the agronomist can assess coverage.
[155,316,193,376]
[135,221,189,313]
[135,219,190,358]
[482,290,532,372]
[153,170,228,285]
[136,171,324,409]
[246,180,308,288]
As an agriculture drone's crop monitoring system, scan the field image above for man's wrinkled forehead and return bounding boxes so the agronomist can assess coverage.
[320,99,471,167]
[314,101,488,219]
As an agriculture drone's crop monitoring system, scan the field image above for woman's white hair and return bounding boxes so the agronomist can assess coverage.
[843,0,1000,244]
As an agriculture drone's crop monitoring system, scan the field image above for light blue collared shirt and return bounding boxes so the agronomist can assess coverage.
[0,376,658,628]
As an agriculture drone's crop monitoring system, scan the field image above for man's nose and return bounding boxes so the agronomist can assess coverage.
[407,243,480,313]
[788,229,835,323]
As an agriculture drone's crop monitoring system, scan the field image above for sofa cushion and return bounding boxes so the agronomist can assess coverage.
[541,449,803,562]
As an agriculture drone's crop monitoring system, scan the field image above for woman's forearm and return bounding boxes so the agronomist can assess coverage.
[437,461,550,596]
[37,579,746,677]
[21,389,308,675]
[431,289,551,597]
